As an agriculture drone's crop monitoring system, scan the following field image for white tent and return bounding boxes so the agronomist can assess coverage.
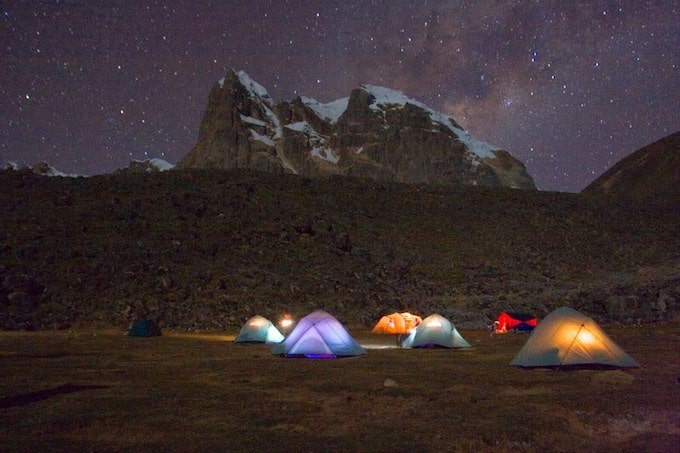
[400,313,471,349]
[272,310,366,358]
[510,307,639,368]
[235,315,284,344]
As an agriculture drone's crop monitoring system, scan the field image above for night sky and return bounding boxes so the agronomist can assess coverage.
[2,1,678,192]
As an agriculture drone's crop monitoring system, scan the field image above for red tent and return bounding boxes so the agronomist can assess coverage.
[495,312,538,333]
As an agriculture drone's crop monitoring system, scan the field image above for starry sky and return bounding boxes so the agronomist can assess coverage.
[2,1,678,192]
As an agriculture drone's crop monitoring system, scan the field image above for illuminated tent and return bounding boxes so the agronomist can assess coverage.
[272,310,366,358]
[510,307,639,368]
[400,313,471,349]
[372,312,422,334]
[495,311,538,333]
[128,319,162,337]
[235,315,284,344]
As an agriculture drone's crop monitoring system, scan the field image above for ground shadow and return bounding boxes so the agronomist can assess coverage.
[0,383,109,409]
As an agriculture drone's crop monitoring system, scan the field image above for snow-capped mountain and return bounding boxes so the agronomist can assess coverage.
[3,161,81,178]
[179,69,536,189]
[116,158,175,173]
[4,158,175,177]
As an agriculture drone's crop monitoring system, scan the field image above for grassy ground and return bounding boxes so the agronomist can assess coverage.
[1,324,678,452]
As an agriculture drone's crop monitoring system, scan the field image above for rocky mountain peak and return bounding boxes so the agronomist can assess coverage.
[179,70,536,190]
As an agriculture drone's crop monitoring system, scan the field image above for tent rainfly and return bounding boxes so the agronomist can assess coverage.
[235,315,285,344]
[272,310,366,358]
[372,312,422,334]
[400,313,471,349]
[510,307,639,368]
[495,311,538,333]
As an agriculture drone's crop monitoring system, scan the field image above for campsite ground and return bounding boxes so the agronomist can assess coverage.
[0,324,678,452]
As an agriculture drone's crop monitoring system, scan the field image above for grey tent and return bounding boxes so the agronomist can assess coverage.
[510,307,639,368]
[400,313,471,349]
[235,315,284,344]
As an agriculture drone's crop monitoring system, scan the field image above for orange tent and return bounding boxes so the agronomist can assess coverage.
[372,312,422,334]
[400,312,422,331]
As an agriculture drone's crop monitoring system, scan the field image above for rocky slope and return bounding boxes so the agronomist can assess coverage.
[1,168,678,331]
[179,70,535,190]
[583,131,680,207]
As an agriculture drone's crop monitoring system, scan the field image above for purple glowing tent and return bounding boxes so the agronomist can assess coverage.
[272,310,366,358]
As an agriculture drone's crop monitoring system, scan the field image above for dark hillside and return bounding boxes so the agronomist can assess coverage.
[1,168,678,330]
[583,131,680,207]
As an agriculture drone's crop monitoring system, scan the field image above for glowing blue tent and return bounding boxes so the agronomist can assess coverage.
[272,310,366,358]
[400,313,471,349]
[235,315,284,344]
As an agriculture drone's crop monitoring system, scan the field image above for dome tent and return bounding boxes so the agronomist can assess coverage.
[400,313,471,349]
[128,318,162,337]
[495,311,538,333]
[510,307,639,368]
[272,310,366,358]
[372,312,422,334]
[235,315,284,344]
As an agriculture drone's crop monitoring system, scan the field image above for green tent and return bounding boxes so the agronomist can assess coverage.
[128,319,162,337]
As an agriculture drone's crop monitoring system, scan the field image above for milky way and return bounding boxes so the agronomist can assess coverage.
[1,1,678,191]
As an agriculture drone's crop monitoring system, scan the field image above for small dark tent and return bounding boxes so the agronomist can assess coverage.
[128,319,162,337]
[495,312,538,333]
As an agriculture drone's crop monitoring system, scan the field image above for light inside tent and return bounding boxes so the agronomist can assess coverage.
[577,328,595,345]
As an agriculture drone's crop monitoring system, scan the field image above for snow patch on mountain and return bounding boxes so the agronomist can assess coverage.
[223,70,273,106]
[285,121,316,135]
[285,122,327,147]
[138,158,174,171]
[263,104,282,139]
[451,127,497,159]
[249,129,275,147]
[311,146,339,164]
[4,161,81,177]
[362,84,496,159]
[240,114,268,127]
[301,96,349,123]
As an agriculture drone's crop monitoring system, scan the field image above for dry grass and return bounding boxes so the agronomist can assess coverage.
[0,325,679,452]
